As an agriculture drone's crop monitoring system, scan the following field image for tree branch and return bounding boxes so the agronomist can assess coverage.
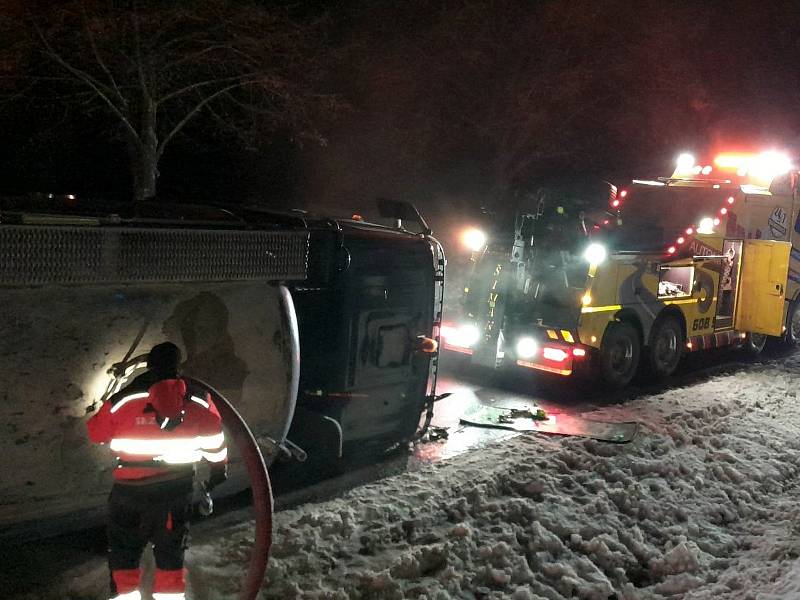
[160,44,247,72]
[157,80,256,159]
[131,3,149,101]
[81,5,125,108]
[30,16,140,145]
[155,74,260,107]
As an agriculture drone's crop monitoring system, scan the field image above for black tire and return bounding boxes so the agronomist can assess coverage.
[599,322,641,389]
[786,300,800,348]
[648,317,684,378]
[743,332,767,355]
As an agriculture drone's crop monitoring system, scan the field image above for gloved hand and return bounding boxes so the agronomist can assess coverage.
[198,484,214,517]
[207,464,228,491]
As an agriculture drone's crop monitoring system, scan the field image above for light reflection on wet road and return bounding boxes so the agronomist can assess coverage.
[411,357,603,464]
[412,345,762,464]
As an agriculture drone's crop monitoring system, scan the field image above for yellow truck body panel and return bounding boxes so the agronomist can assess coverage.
[734,240,791,335]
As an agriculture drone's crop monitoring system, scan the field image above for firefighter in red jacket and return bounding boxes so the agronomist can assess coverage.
[87,342,228,600]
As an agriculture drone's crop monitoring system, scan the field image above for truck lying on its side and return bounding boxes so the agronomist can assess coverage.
[445,150,797,388]
[0,197,444,538]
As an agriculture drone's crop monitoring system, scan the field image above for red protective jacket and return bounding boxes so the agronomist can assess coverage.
[87,377,227,481]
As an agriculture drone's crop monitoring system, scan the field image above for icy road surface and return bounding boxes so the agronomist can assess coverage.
[9,350,800,599]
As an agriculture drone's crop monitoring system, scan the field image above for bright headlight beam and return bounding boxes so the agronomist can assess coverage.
[676,153,695,171]
[697,217,715,234]
[458,324,480,347]
[516,337,538,359]
[445,323,480,349]
[583,243,607,265]
[462,228,487,252]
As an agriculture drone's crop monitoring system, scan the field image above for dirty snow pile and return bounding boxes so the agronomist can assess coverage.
[21,354,800,599]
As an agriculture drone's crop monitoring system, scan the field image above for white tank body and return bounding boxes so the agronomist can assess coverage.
[0,224,304,534]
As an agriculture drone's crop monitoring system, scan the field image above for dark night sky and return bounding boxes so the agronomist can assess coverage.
[1,0,799,229]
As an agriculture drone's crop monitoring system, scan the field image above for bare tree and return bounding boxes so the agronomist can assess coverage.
[3,1,336,202]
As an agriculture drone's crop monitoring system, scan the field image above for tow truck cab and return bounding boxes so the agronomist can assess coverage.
[445,151,798,388]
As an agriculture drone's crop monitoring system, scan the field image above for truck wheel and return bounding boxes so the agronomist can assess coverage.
[743,332,767,355]
[599,322,641,389]
[786,301,800,348]
[648,317,683,378]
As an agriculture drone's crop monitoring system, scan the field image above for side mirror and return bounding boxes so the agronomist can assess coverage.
[376,198,431,235]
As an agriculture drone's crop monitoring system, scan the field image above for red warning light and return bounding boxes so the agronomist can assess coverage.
[667,246,676,254]
[619,190,628,198]
[677,237,685,244]
[720,207,728,215]
[686,228,694,235]
[727,196,735,204]
[713,218,720,226]
[611,199,620,208]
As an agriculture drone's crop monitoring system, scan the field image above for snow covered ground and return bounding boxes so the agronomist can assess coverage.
[14,352,800,599]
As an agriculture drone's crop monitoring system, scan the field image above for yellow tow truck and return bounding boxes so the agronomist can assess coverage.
[444,151,798,387]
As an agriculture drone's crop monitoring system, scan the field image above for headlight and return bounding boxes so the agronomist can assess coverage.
[443,323,480,348]
[696,217,715,234]
[457,324,480,347]
[516,336,538,359]
[462,228,487,252]
[676,152,695,171]
[583,243,607,265]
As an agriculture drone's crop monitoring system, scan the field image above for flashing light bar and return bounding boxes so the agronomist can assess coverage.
[676,150,794,183]
[676,153,695,171]
[713,151,793,177]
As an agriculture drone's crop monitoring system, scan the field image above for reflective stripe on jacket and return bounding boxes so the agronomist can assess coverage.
[87,377,227,481]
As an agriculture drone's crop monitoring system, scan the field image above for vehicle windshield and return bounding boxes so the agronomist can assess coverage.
[511,205,593,327]
[602,185,734,252]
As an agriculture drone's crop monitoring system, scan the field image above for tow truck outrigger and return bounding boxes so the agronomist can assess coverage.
[445,151,798,388]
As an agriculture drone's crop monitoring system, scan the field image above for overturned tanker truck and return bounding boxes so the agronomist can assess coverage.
[0,197,445,539]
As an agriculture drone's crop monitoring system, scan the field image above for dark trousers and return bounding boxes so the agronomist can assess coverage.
[107,478,193,596]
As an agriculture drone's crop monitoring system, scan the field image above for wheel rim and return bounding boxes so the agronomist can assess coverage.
[654,327,678,371]
[609,337,634,374]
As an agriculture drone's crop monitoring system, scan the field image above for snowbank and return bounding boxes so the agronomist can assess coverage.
[18,353,800,599]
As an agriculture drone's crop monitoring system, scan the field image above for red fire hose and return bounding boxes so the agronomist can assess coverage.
[184,377,273,600]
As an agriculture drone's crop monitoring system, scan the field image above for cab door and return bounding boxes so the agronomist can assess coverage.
[734,240,791,335]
